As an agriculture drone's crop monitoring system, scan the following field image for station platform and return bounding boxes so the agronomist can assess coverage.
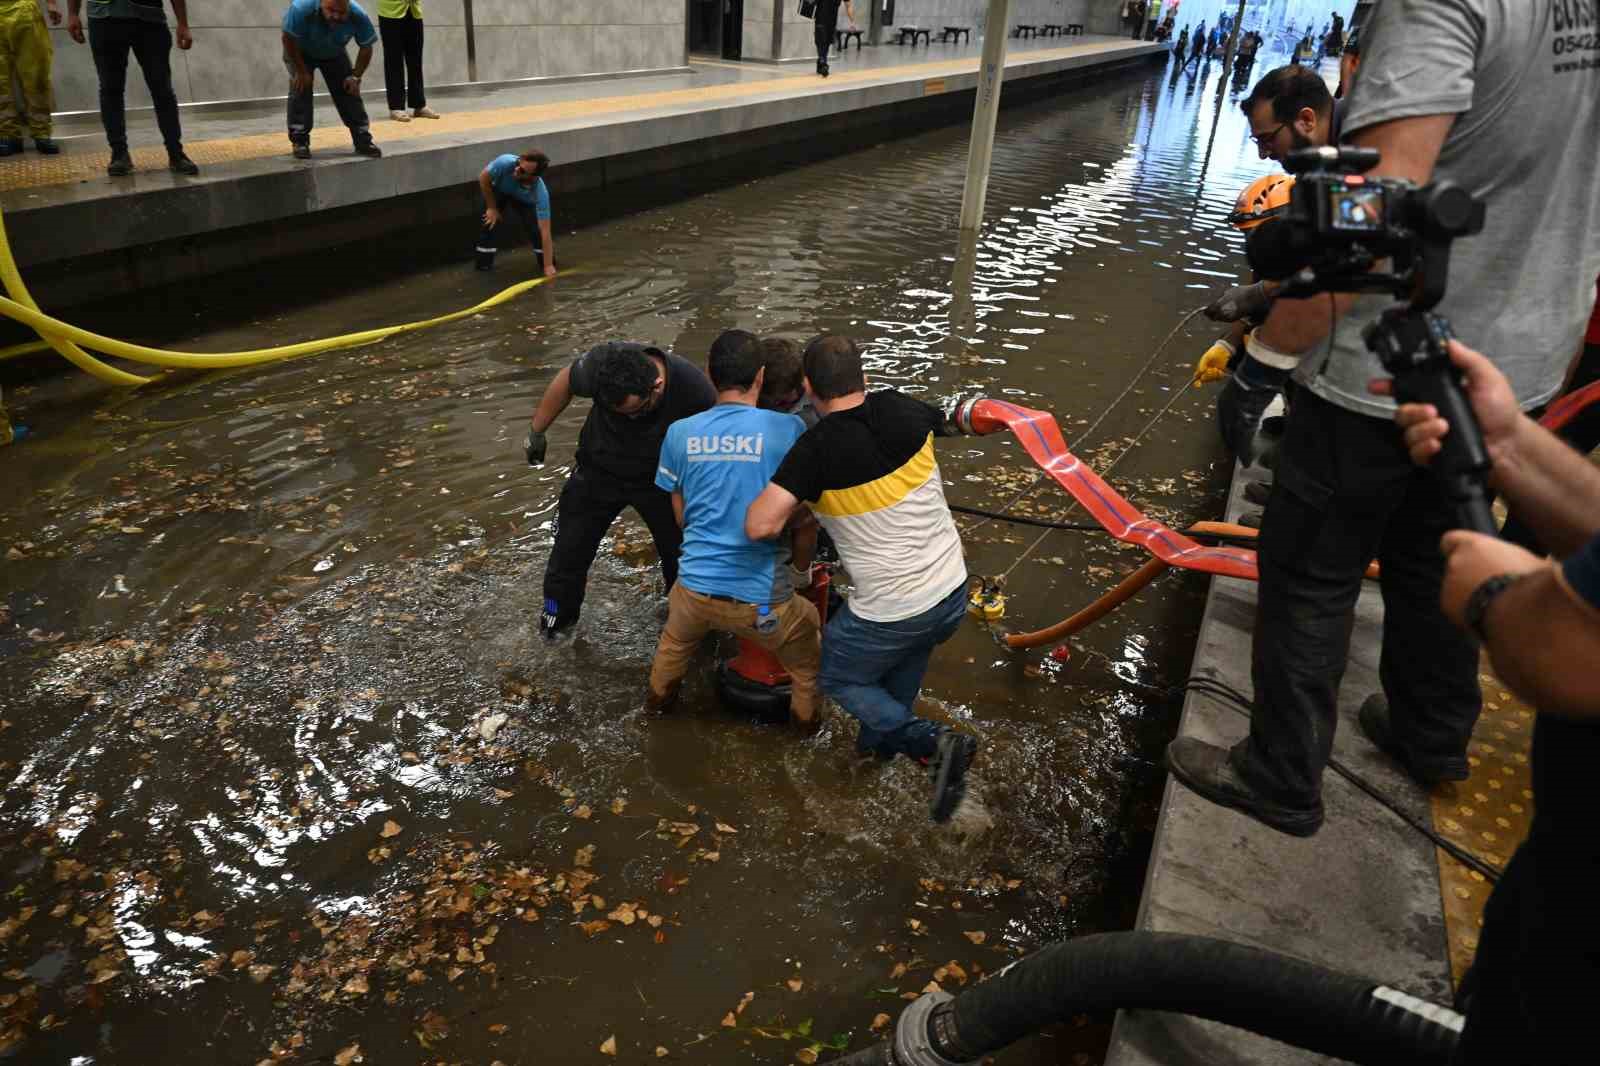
[1107,469,1533,1064]
[0,35,1164,308]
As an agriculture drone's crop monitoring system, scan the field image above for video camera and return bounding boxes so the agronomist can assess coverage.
[1244,146,1497,534]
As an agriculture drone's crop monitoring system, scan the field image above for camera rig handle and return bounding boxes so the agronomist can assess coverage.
[1363,309,1497,535]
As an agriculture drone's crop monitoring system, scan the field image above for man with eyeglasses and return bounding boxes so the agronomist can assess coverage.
[1240,64,1339,165]
[524,341,716,639]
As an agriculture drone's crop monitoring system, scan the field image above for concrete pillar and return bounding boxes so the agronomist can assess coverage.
[957,0,1013,234]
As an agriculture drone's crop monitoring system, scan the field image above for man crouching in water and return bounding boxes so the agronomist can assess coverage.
[746,335,978,821]
[644,330,822,731]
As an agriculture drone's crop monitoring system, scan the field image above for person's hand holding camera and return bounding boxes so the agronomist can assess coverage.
[1370,339,1524,471]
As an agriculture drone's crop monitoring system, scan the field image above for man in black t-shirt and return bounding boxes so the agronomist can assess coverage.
[524,341,715,637]
[746,336,979,822]
[811,0,855,78]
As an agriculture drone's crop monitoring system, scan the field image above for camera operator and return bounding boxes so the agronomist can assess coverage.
[1167,0,1600,837]
[1377,339,1599,1059]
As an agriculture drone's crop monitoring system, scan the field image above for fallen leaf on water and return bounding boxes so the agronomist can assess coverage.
[599,1036,617,1056]
[608,904,637,926]
[715,822,737,834]
[786,978,803,992]
[248,964,276,983]
[575,845,595,868]
[655,1047,669,1058]
[796,1049,818,1065]
[611,797,628,815]
[573,805,593,820]
[342,974,369,995]
[333,1045,362,1066]
[963,931,987,945]
[380,820,402,838]
[230,949,255,969]
[579,920,611,938]
[889,962,907,979]
[647,914,664,928]
[721,1013,737,1028]
[736,991,754,1014]
[488,1023,508,1035]
[871,1013,892,1031]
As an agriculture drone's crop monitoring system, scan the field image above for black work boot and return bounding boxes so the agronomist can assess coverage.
[1165,737,1324,837]
[291,142,312,160]
[929,730,978,823]
[1358,694,1470,786]
[33,137,59,155]
[169,151,199,176]
[106,149,133,176]
[354,139,383,158]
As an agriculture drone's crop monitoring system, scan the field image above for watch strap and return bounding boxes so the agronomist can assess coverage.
[1465,573,1520,644]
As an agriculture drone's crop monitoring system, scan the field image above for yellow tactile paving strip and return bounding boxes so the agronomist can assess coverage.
[1432,663,1535,987]
[0,41,1142,193]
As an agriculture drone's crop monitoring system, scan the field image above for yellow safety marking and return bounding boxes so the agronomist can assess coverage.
[924,78,947,94]
[1432,665,1536,988]
[0,42,1147,193]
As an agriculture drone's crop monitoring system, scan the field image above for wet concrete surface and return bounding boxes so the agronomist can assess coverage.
[1,53,1285,1065]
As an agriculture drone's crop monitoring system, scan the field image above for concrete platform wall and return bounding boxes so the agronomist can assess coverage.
[43,0,686,115]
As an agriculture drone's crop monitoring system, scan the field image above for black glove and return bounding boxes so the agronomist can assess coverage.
[524,428,548,465]
[1204,281,1271,324]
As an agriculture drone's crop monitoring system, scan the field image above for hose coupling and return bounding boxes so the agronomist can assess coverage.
[891,990,976,1066]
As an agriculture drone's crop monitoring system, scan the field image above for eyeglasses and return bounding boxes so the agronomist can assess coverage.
[1250,123,1287,148]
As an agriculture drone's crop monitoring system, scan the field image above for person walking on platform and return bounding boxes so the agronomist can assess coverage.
[811,0,855,78]
[0,0,63,156]
[377,0,435,123]
[1185,22,1204,68]
[281,0,381,160]
[66,0,199,177]
[475,149,555,277]
[524,341,716,639]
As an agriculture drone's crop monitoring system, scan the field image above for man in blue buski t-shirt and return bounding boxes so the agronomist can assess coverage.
[476,149,556,277]
[645,330,821,731]
[281,0,381,159]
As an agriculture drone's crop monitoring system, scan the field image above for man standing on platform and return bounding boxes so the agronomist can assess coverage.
[0,0,63,156]
[281,0,382,160]
[66,0,199,176]
[811,0,855,79]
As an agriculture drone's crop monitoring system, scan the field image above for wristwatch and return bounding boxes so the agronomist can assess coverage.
[1464,573,1521,643]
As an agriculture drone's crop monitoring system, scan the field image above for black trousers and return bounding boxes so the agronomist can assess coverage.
[541,469,682,625]
[1232,387,1482,805]
[88,17,183,153]
[286,51,373,146]
[379,13,425,112]
[476,193,543,260]
[815,18,837,64]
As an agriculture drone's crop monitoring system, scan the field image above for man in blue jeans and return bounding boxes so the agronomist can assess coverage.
[746,335,978,822]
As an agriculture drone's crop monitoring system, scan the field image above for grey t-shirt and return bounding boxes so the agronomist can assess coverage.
[1296,0,1600,417]
[87,0,168,23]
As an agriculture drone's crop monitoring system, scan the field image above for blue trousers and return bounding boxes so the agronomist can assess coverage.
[819,582,966,759]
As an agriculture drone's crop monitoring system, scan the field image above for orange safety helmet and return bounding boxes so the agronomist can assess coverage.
[1228,174,1295,230]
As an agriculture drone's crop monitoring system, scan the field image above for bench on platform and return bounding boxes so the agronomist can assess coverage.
[896,25,932,45]
[1012,24,1040,39]
[1039,24,1062,37]
[1064,23,1085,35]
[940,25,971,44]
[834,27,864,51]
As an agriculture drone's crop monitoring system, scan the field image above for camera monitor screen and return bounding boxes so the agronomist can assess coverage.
[1329,185,1385,233]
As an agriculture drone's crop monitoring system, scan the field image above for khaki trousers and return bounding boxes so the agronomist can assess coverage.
[649,582,821,722]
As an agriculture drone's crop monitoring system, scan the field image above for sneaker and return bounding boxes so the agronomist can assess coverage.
[354,140,383,158]
[929,731,978,823]
[291,143,312,160]
[412,105,440,119]
[0,138,21,156]
[33,137,59,155]
[1242,480,1272,506]
[540,600,577,640]
[390,109,412,122]
[107,149,133,176]
[1164,737,1324,837]
[168,152,199,176]
[1358,694,1470,786]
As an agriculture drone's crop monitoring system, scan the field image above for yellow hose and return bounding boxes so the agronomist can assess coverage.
[0,201,564,384]
[0,339,49,362]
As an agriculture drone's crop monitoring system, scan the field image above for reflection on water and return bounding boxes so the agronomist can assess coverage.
[1,54,1282,1064]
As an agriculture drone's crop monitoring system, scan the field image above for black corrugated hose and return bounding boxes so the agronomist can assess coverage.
[830,931,1463,1065]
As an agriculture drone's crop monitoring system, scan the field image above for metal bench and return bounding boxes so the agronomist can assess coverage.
[941,25,971,44]
[1012,24,1040,39]
[1039,24,1062,37]
[834,27,864,51]
[896,25,933,45]
[1065,23,1085,35]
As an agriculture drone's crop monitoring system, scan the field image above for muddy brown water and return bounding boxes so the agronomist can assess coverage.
[2,56,1278,1066]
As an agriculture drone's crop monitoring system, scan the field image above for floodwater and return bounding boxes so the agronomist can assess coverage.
[2,53,1279,1066]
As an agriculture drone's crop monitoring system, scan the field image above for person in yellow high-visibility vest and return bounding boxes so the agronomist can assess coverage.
[377,0,437,123]
[0,0,63,156]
